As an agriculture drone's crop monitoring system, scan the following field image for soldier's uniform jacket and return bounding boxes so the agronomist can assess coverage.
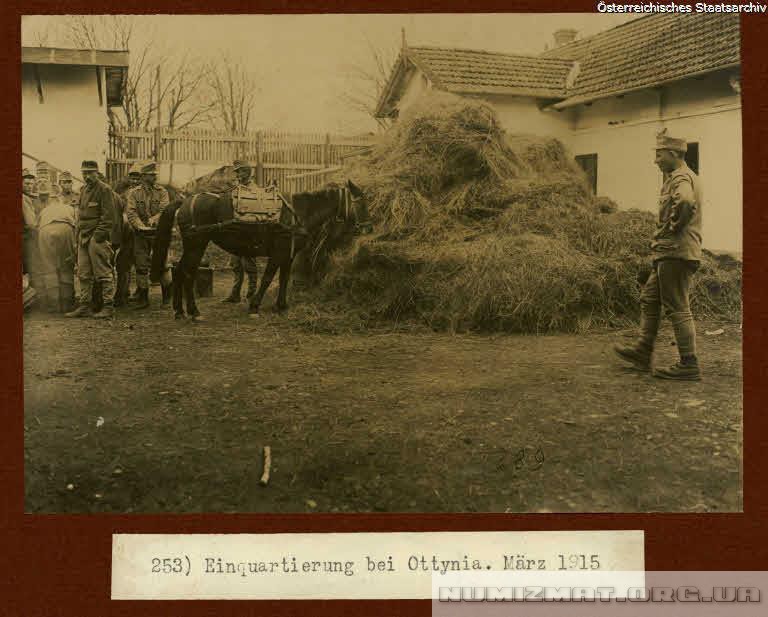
[59,189,80,209]
[651,162,702,262]
[76,179,117,244]
[125,183,169,230]
[22,193,37,232]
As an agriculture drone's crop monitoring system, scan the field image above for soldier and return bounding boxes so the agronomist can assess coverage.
[65,161,117,319]
[58,171,80,208]
[37,179,76,313]
[125,161,170,309]
[614,130,703,381]
[222,159,260,303]
[22,169,43,295]
[114,163,143,307]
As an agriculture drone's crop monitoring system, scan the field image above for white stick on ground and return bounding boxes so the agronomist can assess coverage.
[260,446,272,486]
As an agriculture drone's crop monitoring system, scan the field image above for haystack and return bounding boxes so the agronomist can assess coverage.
[315,91,740,333]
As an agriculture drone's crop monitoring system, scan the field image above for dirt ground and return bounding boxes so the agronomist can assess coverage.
[23,277,742,514]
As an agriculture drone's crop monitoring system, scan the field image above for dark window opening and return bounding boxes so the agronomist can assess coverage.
[575,153,598,194]
[684,142,699,174]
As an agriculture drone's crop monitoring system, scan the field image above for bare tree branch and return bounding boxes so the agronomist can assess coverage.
[338,33,398,131]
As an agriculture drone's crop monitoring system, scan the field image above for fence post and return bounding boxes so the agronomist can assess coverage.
[323,132,331,168]
[255,130,264,186]
[153,126,162,162]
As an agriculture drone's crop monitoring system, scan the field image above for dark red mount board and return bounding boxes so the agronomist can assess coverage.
[2,2,766,615]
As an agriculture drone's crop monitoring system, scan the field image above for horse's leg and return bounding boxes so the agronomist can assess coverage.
[172,262,185,319]
[275,257,294,312]
[184,239,208,320]
[248,258,279,315]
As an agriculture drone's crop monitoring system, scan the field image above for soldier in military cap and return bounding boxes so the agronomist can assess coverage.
[58,171,80,209]
[125,161,170,309]
[614,129,703,381]
[37,179,76,312]
[65,161,118,319]
[114,162,143,307]
[222,159,260,303]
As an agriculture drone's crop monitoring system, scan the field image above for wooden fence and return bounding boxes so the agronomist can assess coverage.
[107,127,374,196]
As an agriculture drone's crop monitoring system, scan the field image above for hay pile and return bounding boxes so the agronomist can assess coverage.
[315,91,740,333]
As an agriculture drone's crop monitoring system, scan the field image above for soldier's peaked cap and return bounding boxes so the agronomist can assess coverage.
[22,168,35,179]
[655,128,687,153]
[128,163,143,176]
[233,160,251,171]
[81,160,99,171]
[141,161,158,174]
[59,171,73,181]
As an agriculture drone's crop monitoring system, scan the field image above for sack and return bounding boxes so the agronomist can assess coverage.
[233,185,286,223]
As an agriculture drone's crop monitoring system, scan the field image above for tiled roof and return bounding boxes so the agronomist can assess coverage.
[375,14,740,116]
[543,14,740,106]
[407,46,573,98]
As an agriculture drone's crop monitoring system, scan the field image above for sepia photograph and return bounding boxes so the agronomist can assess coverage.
[21,13,742,514]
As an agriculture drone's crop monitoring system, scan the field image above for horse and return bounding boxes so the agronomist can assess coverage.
[150,180,368,321]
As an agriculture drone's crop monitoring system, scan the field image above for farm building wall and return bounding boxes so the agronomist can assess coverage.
[22,63,110,180]
[566,70,742,255]
[482,94,573,141]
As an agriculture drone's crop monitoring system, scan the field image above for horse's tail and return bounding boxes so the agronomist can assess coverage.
[150,200,181,284]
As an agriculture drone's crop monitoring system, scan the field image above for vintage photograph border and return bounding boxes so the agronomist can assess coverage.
[2,0,765,614]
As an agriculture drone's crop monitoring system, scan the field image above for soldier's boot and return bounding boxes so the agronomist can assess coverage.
[132,287,150,310]
[245,272,258,300]
[65,304,92,318]
[653,355,701,381]
[161,284,172,305]
[67,285,93,318]
[93,279,115,320]
[613,342,652,371]
[222,284,242,303]
[92,303,114,319]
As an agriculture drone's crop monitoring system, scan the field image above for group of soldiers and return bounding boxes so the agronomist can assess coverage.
[22,160,173,319]
[22,158,266,319]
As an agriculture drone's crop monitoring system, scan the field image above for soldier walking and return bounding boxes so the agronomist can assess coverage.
[614,130,703,381]
[222,160,260,303]
[125,162,170,309]
[37,179,76,313]
[66,161,118,319]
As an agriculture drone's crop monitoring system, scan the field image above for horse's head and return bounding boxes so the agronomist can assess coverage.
[291,180,372,234]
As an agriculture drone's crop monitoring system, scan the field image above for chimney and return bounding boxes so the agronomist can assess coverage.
[553,28,578,48]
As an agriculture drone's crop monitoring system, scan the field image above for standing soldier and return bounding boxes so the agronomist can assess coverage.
[125,161,170,309]
[37,179,76,313]
[114,163,142,307]
[66,161,117,319]
[222,159,260,303]
[614,129,703,381]
[58,171,80,208]
[22,169,40,291]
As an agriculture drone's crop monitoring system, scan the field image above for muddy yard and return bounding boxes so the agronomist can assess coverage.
[23,279,742,513]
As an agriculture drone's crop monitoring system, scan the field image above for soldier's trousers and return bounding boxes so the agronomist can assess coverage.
[38,223,76,310]
[133,233,171,289]
[115,225,135,301]
[133,234,153,289]
[229,255,259,297]
[639,258,699,357]
[77,236,115,306]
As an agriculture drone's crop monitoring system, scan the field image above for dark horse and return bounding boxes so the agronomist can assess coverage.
[150,180,368,320]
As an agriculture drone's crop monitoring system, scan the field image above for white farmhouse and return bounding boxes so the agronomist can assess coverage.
[375,15,741,255]
[22,46,128,185]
